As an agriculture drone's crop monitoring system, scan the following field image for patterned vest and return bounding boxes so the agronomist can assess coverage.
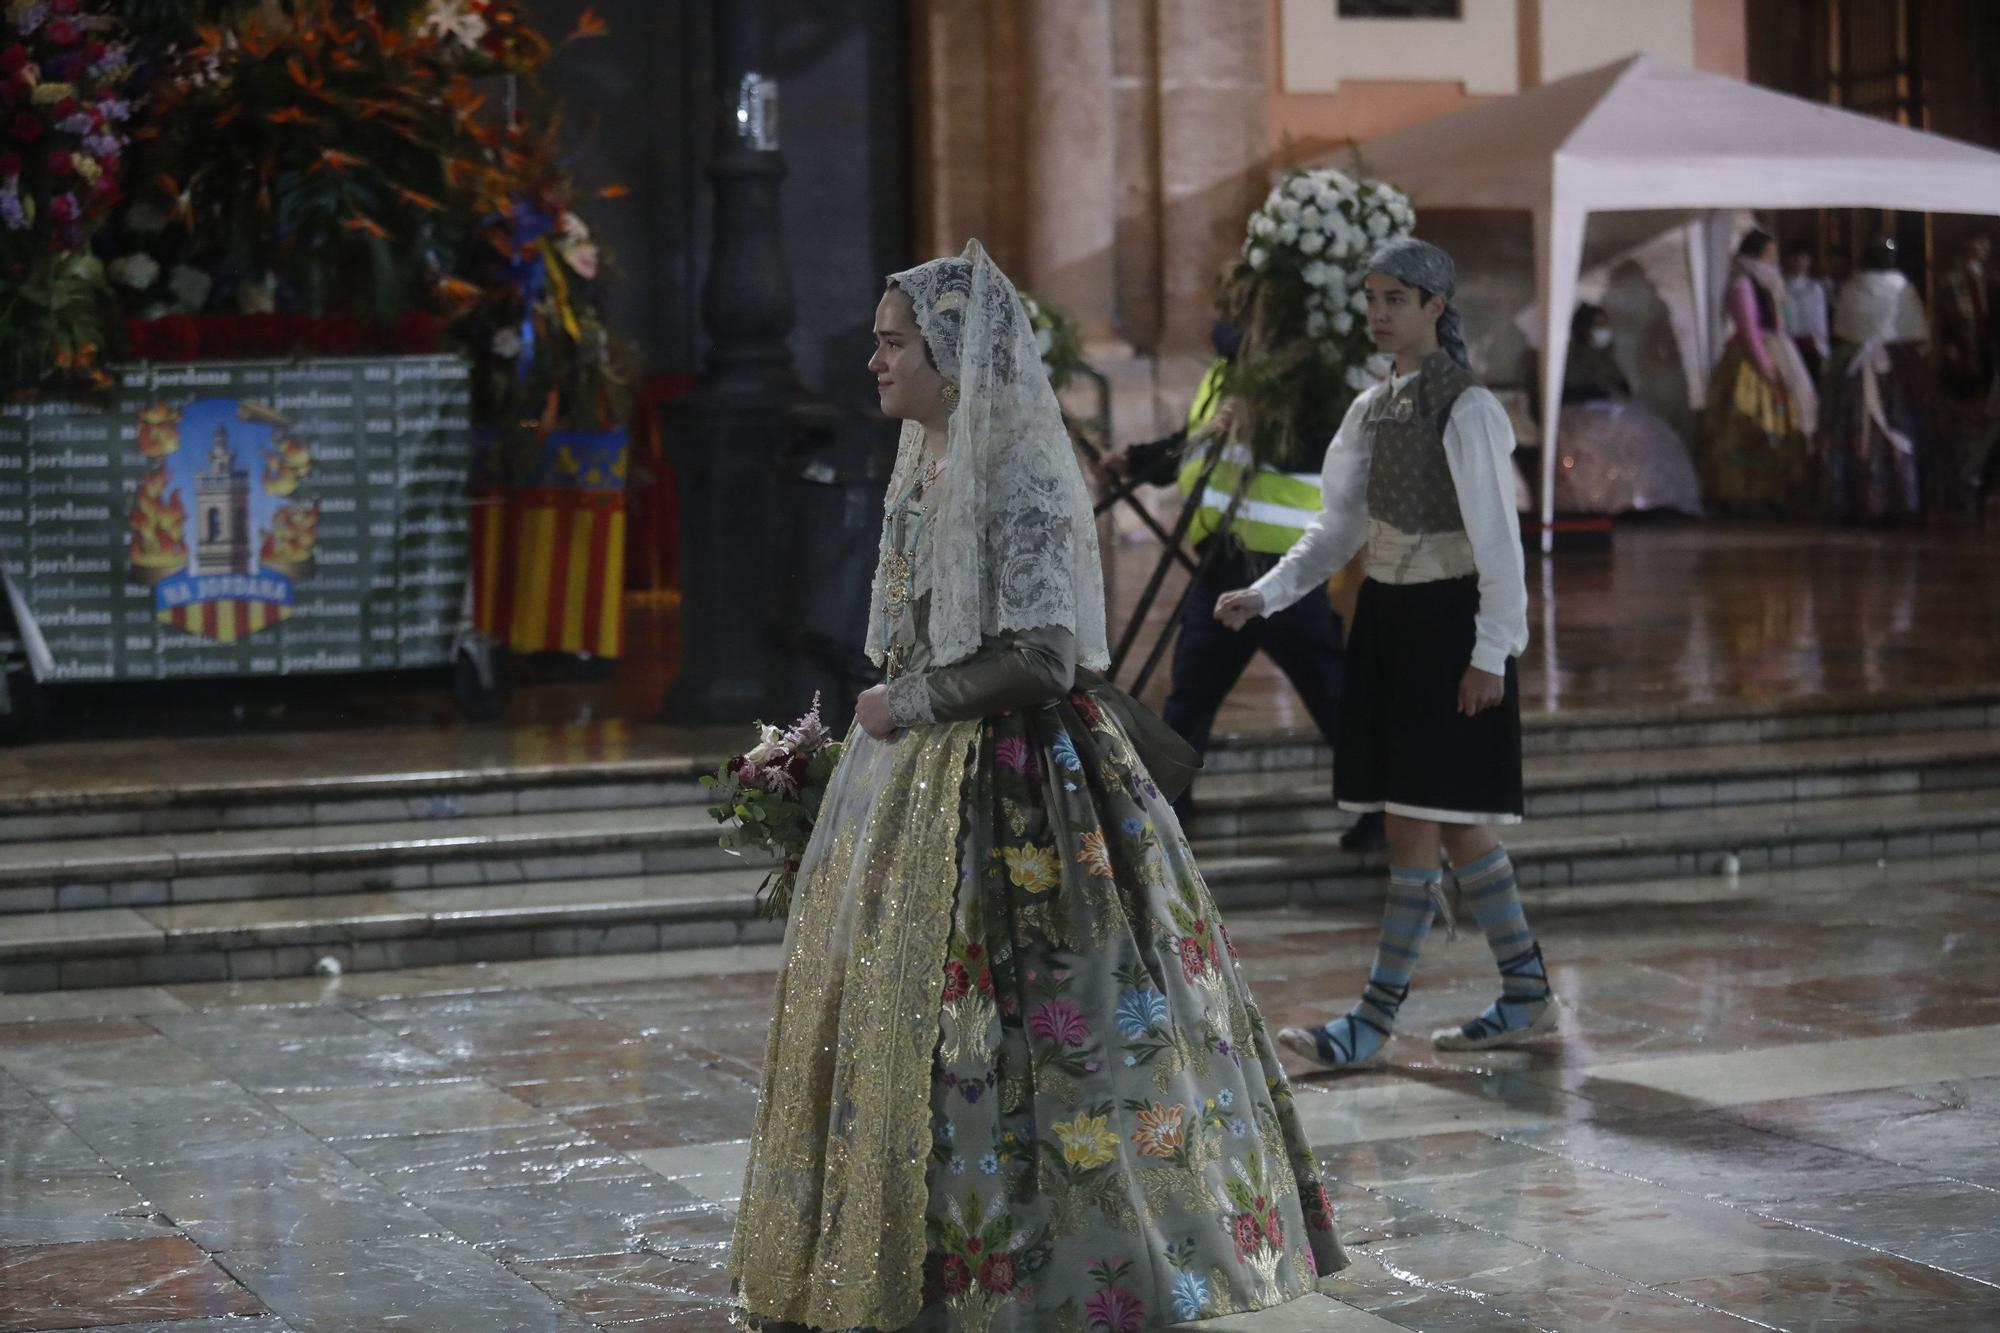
[1364,350,1476,535]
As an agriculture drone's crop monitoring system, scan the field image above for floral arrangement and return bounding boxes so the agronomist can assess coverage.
[1017,288,1084,393]
[93,0,627,443]
[0,0,133,392]
[701,694,844,920]
[1224,167,1415,466]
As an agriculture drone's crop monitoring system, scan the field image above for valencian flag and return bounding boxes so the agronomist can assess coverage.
[471,430,628,656]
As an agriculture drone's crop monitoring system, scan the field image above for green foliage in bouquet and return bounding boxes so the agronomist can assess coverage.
[700,695,844,920]
[1221,167,1415,470]
[1018,288,1084,393]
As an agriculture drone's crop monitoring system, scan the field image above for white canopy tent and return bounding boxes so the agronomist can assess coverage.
[1347,53,2000,551]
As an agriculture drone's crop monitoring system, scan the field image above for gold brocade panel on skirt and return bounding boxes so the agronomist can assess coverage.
[731,719,984,1332]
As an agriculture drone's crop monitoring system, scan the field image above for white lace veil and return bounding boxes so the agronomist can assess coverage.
[867,240,1109,671]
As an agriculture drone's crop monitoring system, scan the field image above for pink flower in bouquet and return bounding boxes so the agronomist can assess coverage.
[48,191,78,222]
[756,760,800,797]
[782,692,830,752]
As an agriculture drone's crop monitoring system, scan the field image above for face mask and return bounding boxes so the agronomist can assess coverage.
[1589,326,1614,350]
[1210,319,1242,360]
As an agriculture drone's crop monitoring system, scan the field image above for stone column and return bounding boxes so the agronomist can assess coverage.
[1155,0,1270,353]
[1023,0,1118,341]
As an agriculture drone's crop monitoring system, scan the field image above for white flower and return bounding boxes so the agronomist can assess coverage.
[1298,205,1322,230]
[168,264,211,312]
[1345,364,1373,391]
[1350,289,1369,314]
[107,253,159,291]
[1035,326,1055,356]
[1247,246,1268,271]
[1333,309,1355,335]
[419,0,489,47]
[1274,197,1301,222]
[1287,176,1315,200]
[1276,222,1298,245]
[491,327,522,358]
[1301,261,1331,289]
[1367,211,1393,239]
[1297,230,1325,256]
[1306,311,1327,337]
[1313,184,1339,212]
[1250,213,1277,239]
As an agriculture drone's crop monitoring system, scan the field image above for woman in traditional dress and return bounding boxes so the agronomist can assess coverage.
[1548,304,1702,517]
[1818,238,1930,524]
[1699,229,1819,516]
[728,240,1345,1333]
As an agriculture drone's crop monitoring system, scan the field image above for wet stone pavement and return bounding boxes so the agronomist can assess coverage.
[2,852,1999,1331]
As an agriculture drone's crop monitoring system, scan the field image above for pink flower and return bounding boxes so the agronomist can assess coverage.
[48,192,78,222]
[1265,1213,1284,1250]
[941,960,969,1004]
[994,736,1032,775]
[1028,998,1088,1047]
[1084,1285,1147,1333]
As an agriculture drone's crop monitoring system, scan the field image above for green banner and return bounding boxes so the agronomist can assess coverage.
[0,355,473,683]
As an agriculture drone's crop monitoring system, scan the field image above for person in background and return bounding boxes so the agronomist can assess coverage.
[1820,237,1929,524]
[1094,305,1386,852]
[1699,228,1819,517]
[1783,241,1833,383]
[1216,238,1554,1074]
[1938,231,1999,524]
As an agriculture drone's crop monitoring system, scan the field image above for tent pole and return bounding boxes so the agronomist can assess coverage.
[1534,204,1588,557]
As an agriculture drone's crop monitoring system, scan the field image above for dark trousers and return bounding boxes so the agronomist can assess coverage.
[1162,541,1345,771]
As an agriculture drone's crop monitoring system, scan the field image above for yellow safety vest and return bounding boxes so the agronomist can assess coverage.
[1174,361,1325,554]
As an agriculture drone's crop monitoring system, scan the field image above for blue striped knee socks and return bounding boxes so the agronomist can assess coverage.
[1307,866,1442,1067]
[1451,845,1551,1041]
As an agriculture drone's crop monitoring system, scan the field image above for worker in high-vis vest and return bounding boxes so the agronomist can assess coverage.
[1092,316,1386,851]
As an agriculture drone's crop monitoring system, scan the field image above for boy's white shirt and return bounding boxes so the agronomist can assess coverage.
[1249,367,1530,677]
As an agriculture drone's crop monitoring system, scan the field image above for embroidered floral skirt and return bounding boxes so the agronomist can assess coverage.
[731,689,1345,1332]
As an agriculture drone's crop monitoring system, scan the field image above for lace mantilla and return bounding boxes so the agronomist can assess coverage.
[867,240,1110,672]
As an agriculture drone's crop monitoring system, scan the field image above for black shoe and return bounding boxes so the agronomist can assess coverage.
[1339,810,1386,853]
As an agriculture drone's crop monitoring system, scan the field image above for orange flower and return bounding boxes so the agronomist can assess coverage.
[315,149,362,173]
[1075,829,1114,879]
[267,107,313,125]
[1130,1102,1186,1159]
[572,6,607,38]
[340,214,389,240]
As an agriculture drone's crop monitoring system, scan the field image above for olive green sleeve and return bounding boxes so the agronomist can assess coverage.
[885,626,1078,728]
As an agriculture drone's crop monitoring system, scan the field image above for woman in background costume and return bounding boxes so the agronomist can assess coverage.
[1700,229,1818,515]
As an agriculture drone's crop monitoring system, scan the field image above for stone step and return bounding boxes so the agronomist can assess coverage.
[4,712,1997,917]
[1197,688,2000,773]
[0,806,753,915]
[1183,727,2000,837]
[6,785,1998,991]
[4,689,1991,842]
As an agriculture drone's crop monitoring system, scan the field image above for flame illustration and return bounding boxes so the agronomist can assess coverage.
[261,499,320,569]
[263,433,314,497]
[129,468,189,571]
[136,401,183,460]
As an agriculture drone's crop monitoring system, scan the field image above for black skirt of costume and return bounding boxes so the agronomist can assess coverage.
[1334,575,1524,825]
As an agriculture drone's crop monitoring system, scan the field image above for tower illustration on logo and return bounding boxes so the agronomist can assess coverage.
[195,421,251,574]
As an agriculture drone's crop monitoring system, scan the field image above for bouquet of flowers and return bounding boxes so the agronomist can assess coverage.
[0,0,133,393]
[1018,288,1084,392]
[1224,167,1415,466]
[701,693,843,920]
